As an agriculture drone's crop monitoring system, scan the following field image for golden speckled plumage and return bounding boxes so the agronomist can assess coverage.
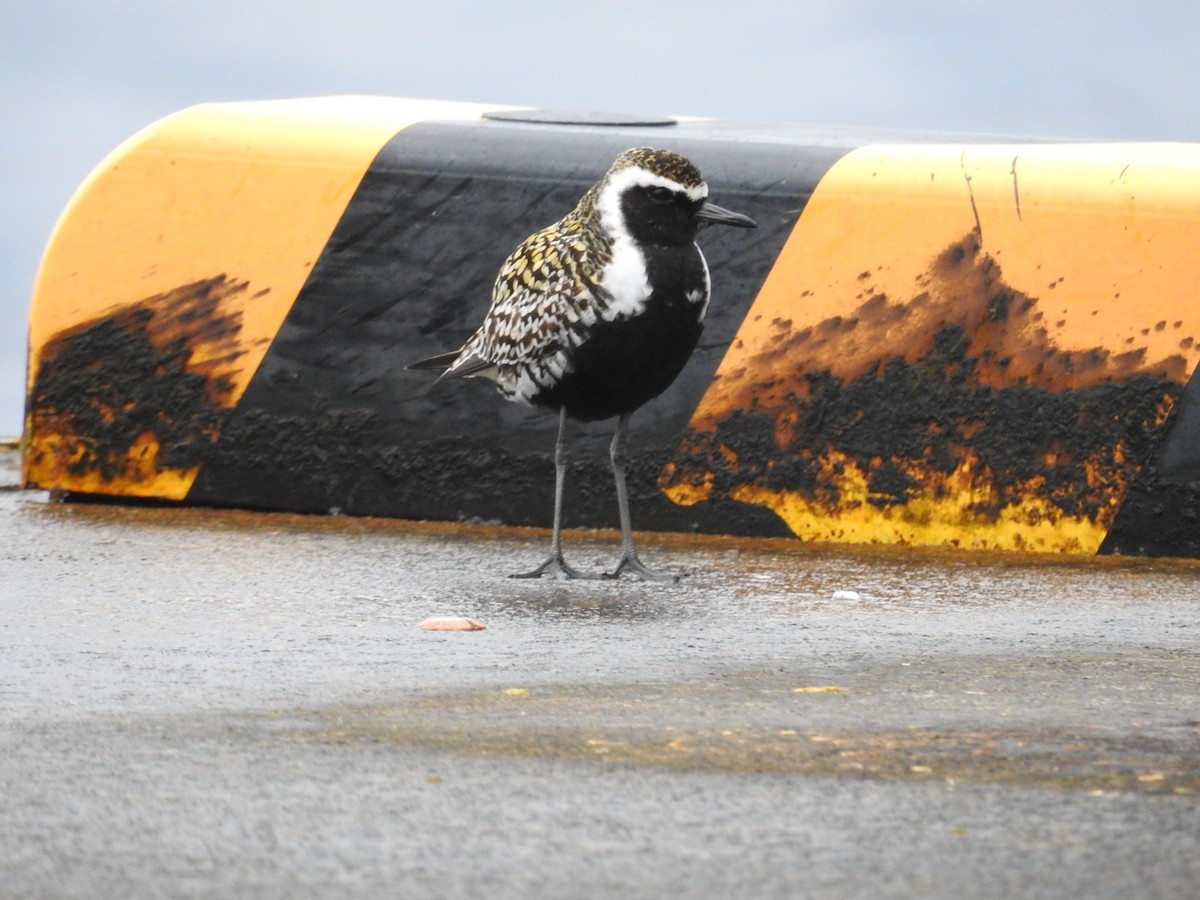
[473,208,608,379]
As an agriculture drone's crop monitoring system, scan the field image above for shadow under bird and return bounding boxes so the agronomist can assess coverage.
[408,147,757,580]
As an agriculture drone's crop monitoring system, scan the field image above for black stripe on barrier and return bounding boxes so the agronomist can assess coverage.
[186,118,839,535]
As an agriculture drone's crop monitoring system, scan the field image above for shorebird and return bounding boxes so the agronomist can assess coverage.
[409,147,756,580]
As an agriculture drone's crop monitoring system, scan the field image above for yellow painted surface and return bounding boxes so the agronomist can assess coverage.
[25,96,517,497]
[667,142,1200,553]
[29,432,198,500]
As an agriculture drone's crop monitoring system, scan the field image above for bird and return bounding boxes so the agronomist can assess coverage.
[408,146,756,580]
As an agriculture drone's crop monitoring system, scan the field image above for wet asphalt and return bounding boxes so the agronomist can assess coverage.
[1,446,1197,899]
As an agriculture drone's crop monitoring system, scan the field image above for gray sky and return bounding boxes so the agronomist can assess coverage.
[3,0,1197,435]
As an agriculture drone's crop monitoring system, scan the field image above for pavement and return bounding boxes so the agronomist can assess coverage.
[1,444,1197,899]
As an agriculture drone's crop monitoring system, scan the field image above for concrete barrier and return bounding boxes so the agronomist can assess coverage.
[23,96,1200,558]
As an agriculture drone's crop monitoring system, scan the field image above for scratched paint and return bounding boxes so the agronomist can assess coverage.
[663,143,1200,554]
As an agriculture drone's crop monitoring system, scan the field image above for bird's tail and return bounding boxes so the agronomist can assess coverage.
[406,351,461,372]
[407,350,498,382]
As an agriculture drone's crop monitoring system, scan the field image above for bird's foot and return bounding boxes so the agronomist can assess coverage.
[510,552,604,580]
[605,552,682,583]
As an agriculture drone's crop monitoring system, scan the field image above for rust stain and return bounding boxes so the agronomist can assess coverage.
[24,276,248,498]
[662,233,1184,553]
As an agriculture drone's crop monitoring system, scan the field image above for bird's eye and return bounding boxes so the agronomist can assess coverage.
[647,186,675,205]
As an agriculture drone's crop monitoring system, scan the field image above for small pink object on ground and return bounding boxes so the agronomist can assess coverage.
[416,617,486,631]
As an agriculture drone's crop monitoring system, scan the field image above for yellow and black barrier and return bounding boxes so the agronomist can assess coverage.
[23,96,1200,558]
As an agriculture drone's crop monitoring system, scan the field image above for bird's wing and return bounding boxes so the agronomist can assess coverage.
[408,225,604,385]
[475,228,605,369]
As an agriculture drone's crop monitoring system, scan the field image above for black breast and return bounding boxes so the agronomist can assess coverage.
[533,245,708,422]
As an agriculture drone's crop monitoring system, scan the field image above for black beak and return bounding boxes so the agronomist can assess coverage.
[697,200,757,229]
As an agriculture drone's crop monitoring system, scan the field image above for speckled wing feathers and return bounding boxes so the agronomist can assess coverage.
[448,216,613,401]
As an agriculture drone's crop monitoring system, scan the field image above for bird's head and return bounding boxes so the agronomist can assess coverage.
[592,147,756,247]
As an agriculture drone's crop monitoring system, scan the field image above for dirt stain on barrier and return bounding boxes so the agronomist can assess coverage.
[662,232,1187,553]
[25,276,249,497]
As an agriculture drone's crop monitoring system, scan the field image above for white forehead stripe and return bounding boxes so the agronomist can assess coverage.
[607,165,709,201]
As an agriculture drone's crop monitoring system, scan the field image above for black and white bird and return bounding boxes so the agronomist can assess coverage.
[408,147,756,580]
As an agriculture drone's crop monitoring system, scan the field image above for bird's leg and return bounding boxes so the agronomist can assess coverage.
[512,407,600,579]
[605,412,681,582]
